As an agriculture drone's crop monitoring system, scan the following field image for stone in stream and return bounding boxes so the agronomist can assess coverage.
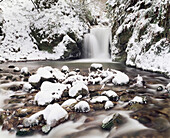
[101,90,119,101]
[16,128,34,136]
[13,67,20,72]
[74,101,90,112]
[102,113,125,130]
[157,86,164,91]
[42,124,51,134]
[61,65,69,74]
[0,68,3,71]
[8,65,15,68]
[90,63,103,71]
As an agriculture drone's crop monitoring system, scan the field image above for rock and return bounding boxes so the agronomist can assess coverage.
[129,96,146,104]
[8,65,15,68]
[61,99,77,108]
[157,86,164,91]
[61,65,69,74]
[16,128,34,136]
[73,68,80,73]
[90,96,109,103]
[0,68,3,71]
[22,82,32,92]
[74,101,90,112]
[92,103,104,110]
[42,124,51,134]
[13,67,20,72]
[15,108,32,117]
[69,82,89,97]
[101,90,119,101]
[90,63,103,71]
[28,74,41,88]
[102,113,125,130]
[0,111,6,125]
[165,83,170,92]
[138,116,151,125]
[21,67,29,76]
[152,117,170,131]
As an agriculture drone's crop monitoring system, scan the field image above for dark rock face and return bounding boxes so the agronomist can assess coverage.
[107,0,170,75]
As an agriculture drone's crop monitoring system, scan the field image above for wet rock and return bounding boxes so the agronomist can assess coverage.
[8,84,23,91]
[10,94,26,99]
[138,116,152,125]
[152,117,170,131]
[102,113,125,130]
[0,68,3,71]
[90,63,103,71]
[127,103,145,111]
[16,128,34,136]
[5,75,13,80]
[157,86,164,91]
[42,124,51,134]
[8,65,15,68]
[0,111,6,125]
[92,103,104,110]
[15,108,33,117]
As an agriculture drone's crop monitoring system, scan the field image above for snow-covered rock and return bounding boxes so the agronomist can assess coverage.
[90,96,109,103]
[104,101,114,110]
[34,81,69,105]
[69,81,89,97]
[129,96,146,104]
[111,70,129,85]
[24,103,68,127]
[74,101,90,112]
[61,65,69,74]
[90,63,103,71]
[36,67,53,79]
[61,99,77,107]
[102,90,118,101]
[22,82,32,92]
[131,74,144,87]
[13,67,20,72]
[21,67,29,75]
[165,83,170,92]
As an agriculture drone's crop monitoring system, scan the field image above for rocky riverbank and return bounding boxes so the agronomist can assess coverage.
[0,62,170,137]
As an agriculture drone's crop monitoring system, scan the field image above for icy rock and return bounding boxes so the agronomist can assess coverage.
[129,96,146,104]
[74,101,90,112]
[61,65,69,74]
[111,70,129,85]
[69,81,89,97]
[105,101,114,110]
[25,103,68,127]
[165,83,170,92]
[101,90,119,101]
[35,81,69,105]
[22,82,32,92]
[90,96,109,103]
[13,67,20,72]
[61,99,77,108]
[90,63,103,71]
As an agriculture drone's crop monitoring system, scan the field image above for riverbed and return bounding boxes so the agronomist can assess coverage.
[0,61,169,138]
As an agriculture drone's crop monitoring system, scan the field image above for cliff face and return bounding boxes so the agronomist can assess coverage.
[107,0,170,76]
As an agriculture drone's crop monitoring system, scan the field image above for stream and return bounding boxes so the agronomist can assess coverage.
[0,60,170,138]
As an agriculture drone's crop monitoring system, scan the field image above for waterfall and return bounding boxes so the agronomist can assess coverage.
[83,27,111,60]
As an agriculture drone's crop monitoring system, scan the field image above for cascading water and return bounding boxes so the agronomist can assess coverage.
[83,27,111,60]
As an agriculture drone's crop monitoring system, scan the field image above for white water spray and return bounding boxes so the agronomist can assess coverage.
[84,27,111,60]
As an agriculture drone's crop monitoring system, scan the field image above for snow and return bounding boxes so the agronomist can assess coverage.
[74,101,90,112]
[22,82,32,92]
[69,81,89,97]
[90,96,109,103]
[35,81,69,105]
[102,90,118,98]
[36,67,53,79]
[130,96,144,104]
[61,99,77,107]
[0,0,88,61]
[25,103,68,127]
[21,67,28,74]
[61,65,69,73]
[105,101,114,110]
[131,74,144,87]
[111,70,129,85]
[28,74,41,84]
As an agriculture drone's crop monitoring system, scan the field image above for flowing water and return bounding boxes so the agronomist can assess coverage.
[83,27,111,60]
[0,61,169,138]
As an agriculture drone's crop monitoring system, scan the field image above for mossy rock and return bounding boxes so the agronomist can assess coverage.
[16,128,34,136]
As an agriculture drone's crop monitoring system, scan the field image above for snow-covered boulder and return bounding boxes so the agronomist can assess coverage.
[74,101,90,112]
[28,74,41,88]
[61,65,69,74]
[34,81,69,105]
[21,67,29,75]
[90,96,109,103]
[129,96,146,104]
[36,67,54,80]
[24,103,68,127]
[90,63,103,71]
[13,67,20,72]
[104,101,114,110]
[61,99,77,108]
[111,70,129,85]
[102,90,119,101]
[69,81,89,97]
[22,82,32,92]
[63,75,85,85]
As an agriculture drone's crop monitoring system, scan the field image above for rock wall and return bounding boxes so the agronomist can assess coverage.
[107,0,170,76]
